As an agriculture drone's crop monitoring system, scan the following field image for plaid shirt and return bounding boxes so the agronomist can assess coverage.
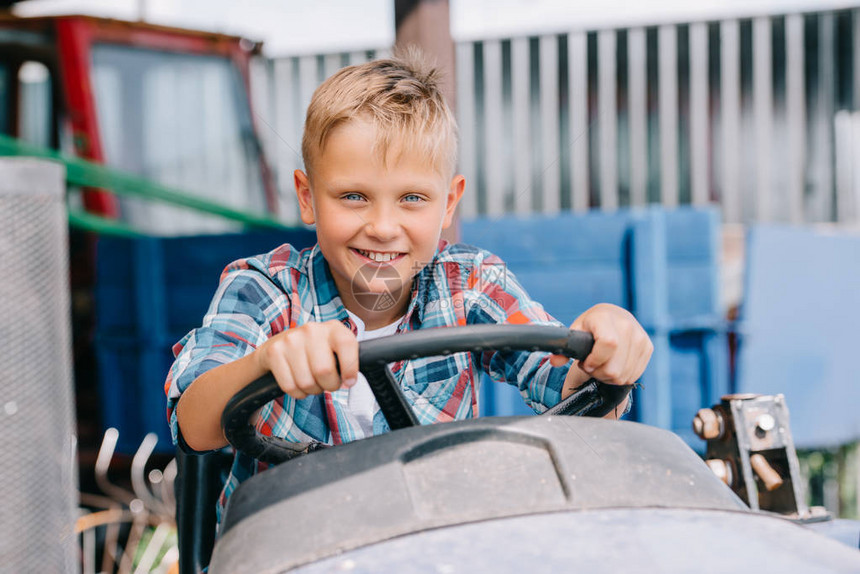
[165,240,571,519]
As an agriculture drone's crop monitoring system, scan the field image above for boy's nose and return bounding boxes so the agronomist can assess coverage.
[365,206,400,240]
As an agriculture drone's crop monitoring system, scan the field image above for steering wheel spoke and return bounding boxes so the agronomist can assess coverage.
[359,362,419,430]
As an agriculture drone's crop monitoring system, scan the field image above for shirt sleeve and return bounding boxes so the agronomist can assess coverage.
[164,257,290,451]
[463,250,572,413]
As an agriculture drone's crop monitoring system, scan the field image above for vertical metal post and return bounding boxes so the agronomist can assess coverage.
[249,57,271,155]
[786,14,806,224]
[540,34,560,213]
[628,28,648,208]
[855,10,860,112]
[811,13,836,222]
[273,58,300,221]
[689,22,710,206]
[853,113,860,225]
[249,57,276,214]
[297,55,318,127]
[323,53,342,80]
[456,42,478,217]
[512,37,533,215]
[598,29,618,211]
[721,20,742,223]
[483,39,505,216]
[659,25,679,208]
[754,17,773,222]
[569,31,590,212]
[834,111,854,223]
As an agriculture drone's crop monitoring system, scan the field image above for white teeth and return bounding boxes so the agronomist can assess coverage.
[358,249,399,262]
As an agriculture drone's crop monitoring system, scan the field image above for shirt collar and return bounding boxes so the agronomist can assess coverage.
[308,244,351,327]
[407,239,450,328]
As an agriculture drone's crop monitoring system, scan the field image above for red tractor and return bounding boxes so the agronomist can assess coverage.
[0,13,277,228]
[0,13,298,456]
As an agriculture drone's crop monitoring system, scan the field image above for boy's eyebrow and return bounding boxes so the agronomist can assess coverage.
[317,178,364,190]
[324,179,440,195]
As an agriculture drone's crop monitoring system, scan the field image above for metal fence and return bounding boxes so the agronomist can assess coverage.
[253,8,860,226]
[457,8,860,224]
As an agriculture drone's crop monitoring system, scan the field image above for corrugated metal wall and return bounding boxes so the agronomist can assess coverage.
[457,9,859,224]
[253,8,860,227]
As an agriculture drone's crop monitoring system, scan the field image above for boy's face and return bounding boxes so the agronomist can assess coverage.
[295,118,464,324]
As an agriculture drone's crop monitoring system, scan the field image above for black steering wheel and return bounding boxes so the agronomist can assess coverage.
[221,325,633,464]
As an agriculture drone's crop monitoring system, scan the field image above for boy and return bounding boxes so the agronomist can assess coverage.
[166,53,652,517]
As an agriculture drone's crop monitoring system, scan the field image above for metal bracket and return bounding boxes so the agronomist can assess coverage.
[693,393,826,521]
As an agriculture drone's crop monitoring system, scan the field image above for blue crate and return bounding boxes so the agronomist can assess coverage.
[463,207,728,443]
[94,229,317,454]
[735,225,860,448]
[663,208,723,326]
[95,337,176,451]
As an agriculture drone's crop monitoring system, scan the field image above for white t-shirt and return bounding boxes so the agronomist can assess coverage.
[345,310,402,437]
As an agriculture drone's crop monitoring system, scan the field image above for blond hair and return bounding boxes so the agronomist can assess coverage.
[301,51,458,178]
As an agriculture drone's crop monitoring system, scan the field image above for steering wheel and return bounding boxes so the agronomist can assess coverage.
[221,325,633,464]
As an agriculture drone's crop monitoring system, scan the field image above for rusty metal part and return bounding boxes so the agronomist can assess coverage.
[705,459,734,487]
[696,394,810,516]
[721,393,762,401]
[692,408,723,440]
[750,454,784,492]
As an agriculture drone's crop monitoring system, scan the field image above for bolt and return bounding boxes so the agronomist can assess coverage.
[693,408,722,440]
[706,459,734,487]
[750,453,783,492]
[756,413,776,432]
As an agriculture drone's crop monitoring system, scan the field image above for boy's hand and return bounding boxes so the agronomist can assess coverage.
[256,320,359,400]
[549,303,653,386]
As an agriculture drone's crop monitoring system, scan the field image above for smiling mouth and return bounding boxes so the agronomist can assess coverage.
[353,248,405,263]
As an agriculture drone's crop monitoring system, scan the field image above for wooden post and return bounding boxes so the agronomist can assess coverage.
[395,0,460,240]
[395,0,456,110]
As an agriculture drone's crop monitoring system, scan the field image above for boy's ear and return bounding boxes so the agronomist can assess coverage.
[294,169,315,225]
[442,175,466,229]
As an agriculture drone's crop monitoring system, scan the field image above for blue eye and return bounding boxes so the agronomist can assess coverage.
[342,193,364,202]
[403,194,424,203]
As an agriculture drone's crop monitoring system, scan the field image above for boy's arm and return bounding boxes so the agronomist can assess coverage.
[175,351,268,452]
[177,320,359,452]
